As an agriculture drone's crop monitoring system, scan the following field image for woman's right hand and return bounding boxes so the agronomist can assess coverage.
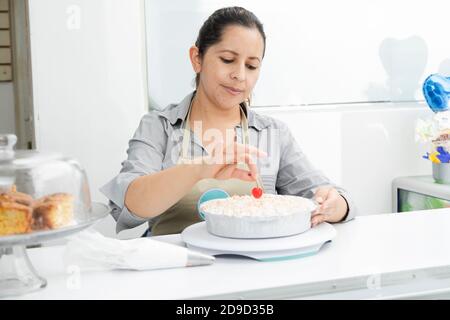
[191,142,267,181]
[125,142,267,219]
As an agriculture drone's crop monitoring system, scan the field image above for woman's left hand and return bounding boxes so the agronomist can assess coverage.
[311,186,349,227]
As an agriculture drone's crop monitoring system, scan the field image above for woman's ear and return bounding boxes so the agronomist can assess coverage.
[189,46,202,74]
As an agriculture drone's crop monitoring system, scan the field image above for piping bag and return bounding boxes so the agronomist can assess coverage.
[63,229,214,271]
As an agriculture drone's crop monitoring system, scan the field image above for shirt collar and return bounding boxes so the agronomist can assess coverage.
[159,91,270,131]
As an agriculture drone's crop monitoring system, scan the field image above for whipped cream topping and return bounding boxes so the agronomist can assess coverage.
[200,194,316,217]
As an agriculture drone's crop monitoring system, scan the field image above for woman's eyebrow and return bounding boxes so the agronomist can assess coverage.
[218,49,260,62]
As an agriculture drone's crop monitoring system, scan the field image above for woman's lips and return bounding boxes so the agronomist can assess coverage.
[223,85,243,96]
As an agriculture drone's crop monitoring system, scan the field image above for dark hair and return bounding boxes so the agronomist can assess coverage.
[194,6,266,87]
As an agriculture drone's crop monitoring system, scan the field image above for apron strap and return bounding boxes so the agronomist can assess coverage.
[241,101,250,145]
[181,105,193,159]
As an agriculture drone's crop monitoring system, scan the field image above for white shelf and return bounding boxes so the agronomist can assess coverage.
[392,175,450,212]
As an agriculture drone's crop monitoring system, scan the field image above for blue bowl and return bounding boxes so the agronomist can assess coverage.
[197,188,230,220]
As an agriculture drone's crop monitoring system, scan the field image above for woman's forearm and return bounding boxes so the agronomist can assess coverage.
[124,164,202,219]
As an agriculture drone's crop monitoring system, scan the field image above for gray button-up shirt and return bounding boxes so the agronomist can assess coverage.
[100,91,357,233]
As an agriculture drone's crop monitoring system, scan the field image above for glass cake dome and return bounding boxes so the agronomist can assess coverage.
[0,134,109,297]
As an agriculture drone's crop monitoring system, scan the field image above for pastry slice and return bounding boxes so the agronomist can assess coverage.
[0,201,32,236]
[32,193,74,230]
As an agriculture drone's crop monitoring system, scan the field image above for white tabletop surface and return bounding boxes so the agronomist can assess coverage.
[7,208,450,300]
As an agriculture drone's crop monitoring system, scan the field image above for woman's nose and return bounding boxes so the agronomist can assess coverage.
[230,64,246,81]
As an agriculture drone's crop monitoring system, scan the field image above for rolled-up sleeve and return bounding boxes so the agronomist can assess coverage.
[100,112,168,233]
[275,122,357,222]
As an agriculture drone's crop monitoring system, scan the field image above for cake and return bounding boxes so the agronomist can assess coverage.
[0,200,32,236]
[32,193,74,230]
[0,186,34,207]
[201,194,315,217]
[199,194,316,239]
[0,186,75,236]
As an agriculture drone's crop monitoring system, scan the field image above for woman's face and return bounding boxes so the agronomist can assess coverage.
[193,25,264,110]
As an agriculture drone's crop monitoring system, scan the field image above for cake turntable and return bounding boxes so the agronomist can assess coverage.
[181,221,336,261]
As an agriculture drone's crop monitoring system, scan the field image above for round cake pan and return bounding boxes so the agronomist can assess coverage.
[201,208,314,239]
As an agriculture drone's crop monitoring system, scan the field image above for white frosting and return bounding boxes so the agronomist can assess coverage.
[200,194,316,217]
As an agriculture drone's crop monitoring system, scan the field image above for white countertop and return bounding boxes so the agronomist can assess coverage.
[8,208,450,300]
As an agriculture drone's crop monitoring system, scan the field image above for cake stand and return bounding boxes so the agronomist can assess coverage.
[181,221,336,261]
[0,202,109,297]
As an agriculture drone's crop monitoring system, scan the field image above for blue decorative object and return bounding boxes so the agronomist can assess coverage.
[423,74,450,113]
[197,188,230,220]
[436,146,450,163]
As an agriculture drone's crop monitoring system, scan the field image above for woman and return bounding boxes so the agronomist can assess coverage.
[101,6,356,236]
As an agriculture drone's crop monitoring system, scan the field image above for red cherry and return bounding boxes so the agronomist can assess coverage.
[252,187,263,199]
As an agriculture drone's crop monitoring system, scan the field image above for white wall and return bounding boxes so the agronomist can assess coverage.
[0,83,15,134]
[145,0,450,109]
[28,0,149,239]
